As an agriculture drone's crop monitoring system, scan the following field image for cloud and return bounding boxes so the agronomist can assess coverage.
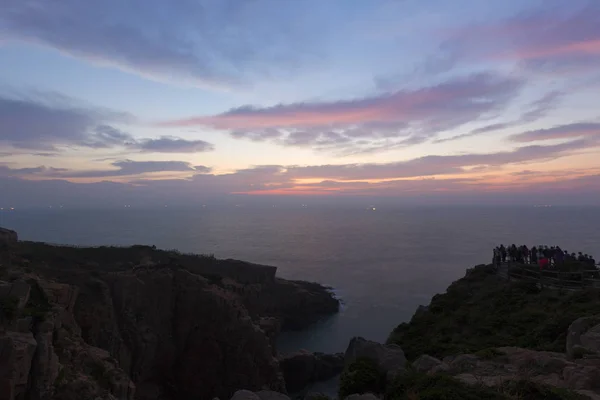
[285,138,594,180]
[0,93,215,153]
[435,1,600,75]
[0,0,322,88]
[435,90,564,143]
[0,160,209,179]
[161,72,523,154]
[7,135,593,185]
[129,137,214,153]
[510,122,600,143]
[0,94,129,151]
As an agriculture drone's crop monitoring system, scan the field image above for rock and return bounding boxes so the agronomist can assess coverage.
[412,354,443,373]
[447,354,479,373]
[0,331,37,400]
[0,280,31,310]
[38,280,79,311]
[0,228,18,246]
[231,390,260,400]
[256,390,291,400]
[29,318,61,400]
[304,393,330,400]
[76,267,285,400]
[280,350,344,392]
[344,337,406,374]
[563,365,600,390]
[567,316,600,359]
[344,394,381,400]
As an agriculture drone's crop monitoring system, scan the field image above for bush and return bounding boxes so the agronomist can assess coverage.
[388,265,600,360]
[475,348,505,359]
[386,369,503,400]
[499,380,588,400]
[0,296,19,321]
[338,357,385,399]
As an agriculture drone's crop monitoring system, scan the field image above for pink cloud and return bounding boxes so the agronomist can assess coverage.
[510,122,600,143]
[158,73,522,154]
[439,2,600,74]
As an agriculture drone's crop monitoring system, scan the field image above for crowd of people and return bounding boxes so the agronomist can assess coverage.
[493,244,597,270]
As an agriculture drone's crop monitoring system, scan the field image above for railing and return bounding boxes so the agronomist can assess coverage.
[496,263,600,290]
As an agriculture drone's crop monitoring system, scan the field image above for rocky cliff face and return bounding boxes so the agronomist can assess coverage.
[0,277,134,400]
[0,236,340,400]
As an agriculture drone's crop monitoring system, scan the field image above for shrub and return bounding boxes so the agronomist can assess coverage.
[388,265,600,360]
[338,357,385,399]
[386,369,503,400]
[89,361,111,387]
[0,296,19,321]
[475,348,505,359]
[499,380,588,400]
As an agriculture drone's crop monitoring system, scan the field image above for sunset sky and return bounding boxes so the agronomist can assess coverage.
[1,0,599,206]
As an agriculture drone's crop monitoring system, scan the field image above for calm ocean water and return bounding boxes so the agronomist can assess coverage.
[2,206,599,355]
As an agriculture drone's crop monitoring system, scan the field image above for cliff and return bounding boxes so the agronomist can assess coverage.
[0,234,340,400]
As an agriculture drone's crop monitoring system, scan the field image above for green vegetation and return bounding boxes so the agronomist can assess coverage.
[339,357,386,399]
[88,361,111,388]
[386,369,503,400]
[388,265,600,360]
[385,370,587,400]
[22,279,51,321]
[498,380,588,400]
[0,295,19,321]
[474,348,505,360]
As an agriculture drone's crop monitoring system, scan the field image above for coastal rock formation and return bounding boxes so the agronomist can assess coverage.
[412,354,446,373]
[344,395,381,400]
[420,346,600,395]
[0,234,340,400]
[567,316,600,359]
[0,277,135,400]
[75,266,286,400]
[344,337,406,374]
[279,350,344,392]
[0,227,17,247]
[229,390,291,400]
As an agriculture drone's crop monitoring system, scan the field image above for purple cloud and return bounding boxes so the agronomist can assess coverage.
[433,1,600,75]
[510,122,600,143]
[436,90,564,143]
[0,0,322,88]
[161,72,523,154]
[0,93,215,154]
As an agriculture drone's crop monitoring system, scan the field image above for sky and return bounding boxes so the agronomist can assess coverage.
[0,0,599,207]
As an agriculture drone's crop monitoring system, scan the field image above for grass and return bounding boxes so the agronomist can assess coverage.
[339,357,386,399]
[388,265,600,361]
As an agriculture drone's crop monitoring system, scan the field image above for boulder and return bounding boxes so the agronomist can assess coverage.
[344,337,406,374]
[304,393,330,400]
[0,280,31,310]
[0,228,17,246]
[231,390,260,400]
[567,316,600,359]
[0,331,37,400]
[256,390,291,400]
[344,394,381,400]
[280,350,344,392]
[412,354,443,374]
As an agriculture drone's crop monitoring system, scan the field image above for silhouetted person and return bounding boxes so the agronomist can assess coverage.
[530,246,538,264]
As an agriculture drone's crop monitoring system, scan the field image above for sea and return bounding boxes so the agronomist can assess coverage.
[2,205,599,356]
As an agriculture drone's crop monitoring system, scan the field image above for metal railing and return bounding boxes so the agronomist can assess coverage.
[496,263,600,290]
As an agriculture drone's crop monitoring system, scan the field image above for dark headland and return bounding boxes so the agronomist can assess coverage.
[3,227,600,400]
